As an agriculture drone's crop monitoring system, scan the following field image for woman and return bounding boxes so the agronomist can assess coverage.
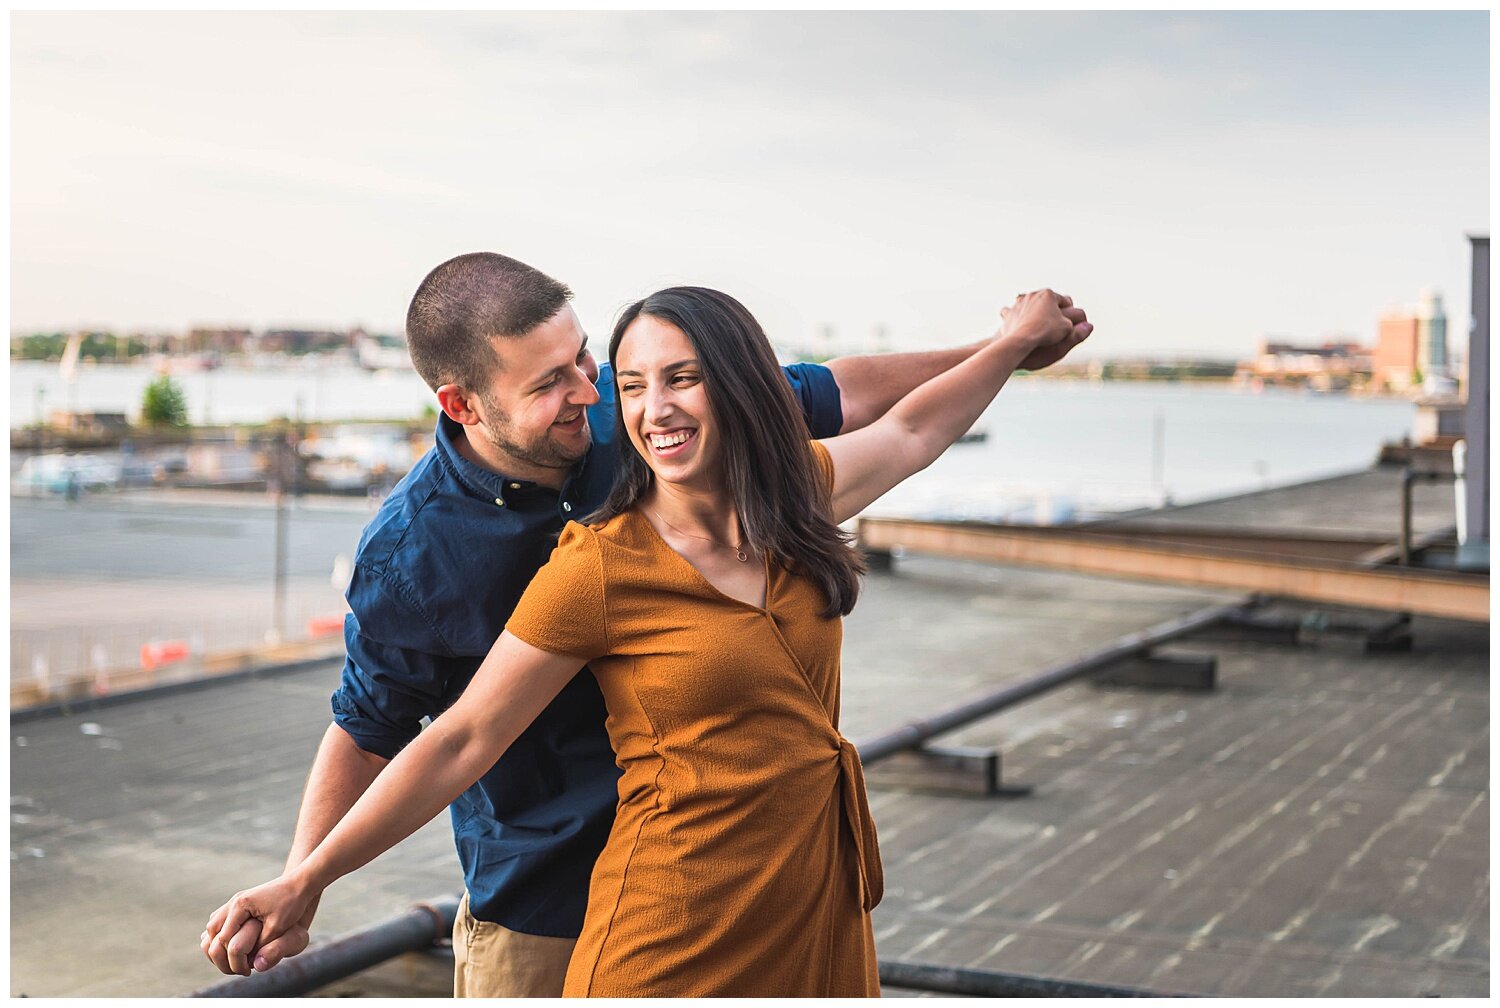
[206,286,1089,996]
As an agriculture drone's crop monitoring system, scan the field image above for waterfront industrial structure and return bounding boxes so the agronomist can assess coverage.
[1232,337,1373,392]
[1223,287,1460,397]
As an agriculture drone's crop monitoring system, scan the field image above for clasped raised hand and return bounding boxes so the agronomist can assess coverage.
[999,288,1093,371]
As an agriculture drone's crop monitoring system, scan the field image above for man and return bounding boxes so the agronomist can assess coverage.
[203,252,1087,995]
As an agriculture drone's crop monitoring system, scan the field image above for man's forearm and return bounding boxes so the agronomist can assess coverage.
[286,724,390,870]
[824,335,994,434]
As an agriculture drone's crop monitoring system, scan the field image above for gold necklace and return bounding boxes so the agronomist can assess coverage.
[651,508,750,563]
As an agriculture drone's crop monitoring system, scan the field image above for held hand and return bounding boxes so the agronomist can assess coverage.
[201,901,315,975]
[249,889,319,972]
[249,911,315,973]
[999,289,1093,371]
[202,900,265,977]
[201,874,316,976]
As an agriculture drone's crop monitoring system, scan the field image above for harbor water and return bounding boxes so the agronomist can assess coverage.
[870,378,1417,520]
[10,359,1418,516]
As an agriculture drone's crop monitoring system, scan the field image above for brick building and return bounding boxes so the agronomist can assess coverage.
[1376,289,1450,393]
[1375,312,1420,392]
[186,328,253,354]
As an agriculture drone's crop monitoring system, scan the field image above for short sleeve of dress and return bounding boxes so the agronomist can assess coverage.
[809,440,836,497]
[505,522,611,661]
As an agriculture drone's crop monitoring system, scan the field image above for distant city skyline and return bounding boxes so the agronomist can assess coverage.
[11,11,1489,357]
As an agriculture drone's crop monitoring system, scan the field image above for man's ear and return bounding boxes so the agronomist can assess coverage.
[436,385,481,426]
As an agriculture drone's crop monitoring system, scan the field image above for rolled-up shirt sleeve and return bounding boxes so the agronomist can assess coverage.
[782,362,844,440]
[331,565,458,760]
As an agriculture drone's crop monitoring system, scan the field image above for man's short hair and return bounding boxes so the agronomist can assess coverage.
[405,252,575,392]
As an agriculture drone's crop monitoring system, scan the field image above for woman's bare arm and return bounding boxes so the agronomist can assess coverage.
[208,631,584,961]
[821,289,1091,524]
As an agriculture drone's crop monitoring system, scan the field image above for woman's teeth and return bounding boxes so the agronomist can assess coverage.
[650,431,691,449]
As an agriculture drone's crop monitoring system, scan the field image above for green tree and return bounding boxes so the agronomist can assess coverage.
[141,375,189,427]
[14,333,66,360]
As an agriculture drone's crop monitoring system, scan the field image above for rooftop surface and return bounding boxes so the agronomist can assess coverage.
[1094,465,1460,540]
[10,466,1487,997]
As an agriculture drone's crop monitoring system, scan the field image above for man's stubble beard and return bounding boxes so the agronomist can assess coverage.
[476,392,591,472]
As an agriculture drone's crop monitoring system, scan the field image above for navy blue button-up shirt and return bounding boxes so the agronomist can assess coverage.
[331,361,844,937]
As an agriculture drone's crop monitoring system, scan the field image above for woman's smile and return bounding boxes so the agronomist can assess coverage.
[647,427,697,456]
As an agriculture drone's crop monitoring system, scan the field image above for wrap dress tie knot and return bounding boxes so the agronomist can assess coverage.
[835,737,885,912]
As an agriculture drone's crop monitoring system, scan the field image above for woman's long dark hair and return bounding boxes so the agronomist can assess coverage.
[588,287,865,618]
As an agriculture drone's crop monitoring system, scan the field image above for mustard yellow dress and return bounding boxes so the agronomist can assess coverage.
[505,443,882,997]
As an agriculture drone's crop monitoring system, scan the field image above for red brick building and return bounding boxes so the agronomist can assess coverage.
[1375,311,1420,392]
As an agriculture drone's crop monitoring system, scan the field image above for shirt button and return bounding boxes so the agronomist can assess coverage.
[562,502,573,512]
[509,482,522,490]
[493,498,505,508]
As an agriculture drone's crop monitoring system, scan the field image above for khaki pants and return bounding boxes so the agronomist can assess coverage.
[452,892,577,998]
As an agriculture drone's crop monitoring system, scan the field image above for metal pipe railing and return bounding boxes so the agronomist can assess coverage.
[878,958,1190,997]
[855,598,1258,762]
[185,895,458,998]
[1400,468,1457,566]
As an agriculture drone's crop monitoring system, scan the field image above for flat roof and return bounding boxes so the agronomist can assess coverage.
[11,469,1487,996]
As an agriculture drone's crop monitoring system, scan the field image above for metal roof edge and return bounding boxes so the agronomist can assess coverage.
[10,654,344,725]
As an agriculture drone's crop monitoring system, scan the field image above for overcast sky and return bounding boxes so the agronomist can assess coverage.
[10,11,1489,357]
